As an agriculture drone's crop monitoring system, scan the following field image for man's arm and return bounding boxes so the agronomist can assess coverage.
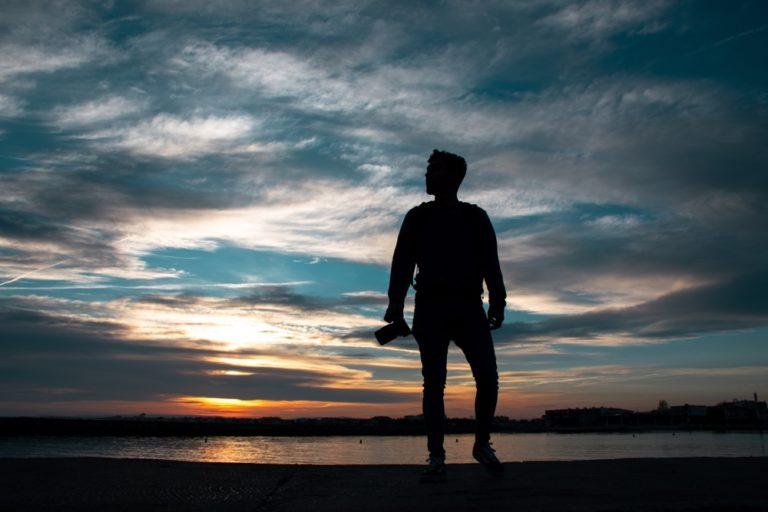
[385,209,417,322]
[479,209,506,329]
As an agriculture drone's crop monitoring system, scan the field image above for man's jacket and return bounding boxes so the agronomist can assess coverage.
[387,200,506,312]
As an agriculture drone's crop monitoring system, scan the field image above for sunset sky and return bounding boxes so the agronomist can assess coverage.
[1,1,767,419]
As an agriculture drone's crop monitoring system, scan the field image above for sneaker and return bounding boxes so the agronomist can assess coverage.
[419,454,446,483]
[472,442,504,476]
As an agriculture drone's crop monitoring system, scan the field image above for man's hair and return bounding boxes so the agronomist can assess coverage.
[429,149,467,187]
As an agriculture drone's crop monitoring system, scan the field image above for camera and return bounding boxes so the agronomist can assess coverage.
[375,318,412,345]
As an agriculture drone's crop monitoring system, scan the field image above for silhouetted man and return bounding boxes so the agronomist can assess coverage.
[385,150,506,481]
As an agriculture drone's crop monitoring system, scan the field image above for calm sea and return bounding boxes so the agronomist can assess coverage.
[1,432,766,464]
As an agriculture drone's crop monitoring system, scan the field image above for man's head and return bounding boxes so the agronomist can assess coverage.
[426,149,467,196]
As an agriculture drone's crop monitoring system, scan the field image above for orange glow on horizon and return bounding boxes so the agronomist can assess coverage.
[0,388,569,419]
[170,396,423,418]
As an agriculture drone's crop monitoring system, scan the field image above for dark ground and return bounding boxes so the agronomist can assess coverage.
[1,457,767,511]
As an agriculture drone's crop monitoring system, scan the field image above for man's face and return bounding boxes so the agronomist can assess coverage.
[425,161,453,196]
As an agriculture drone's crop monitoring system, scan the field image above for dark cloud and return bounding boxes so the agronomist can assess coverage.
[0,204,123,269]
[499,269,768,344]
[476,81,768,207]
[227,285,334,311]
[497,200,768,308]
[0,299,411,405]
[138,285,387,312]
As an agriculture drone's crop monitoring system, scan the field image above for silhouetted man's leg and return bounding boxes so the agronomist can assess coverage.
[414,319,450,458]
[454,301,499,447]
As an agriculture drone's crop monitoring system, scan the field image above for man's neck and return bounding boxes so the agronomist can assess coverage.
[434,192,458,204]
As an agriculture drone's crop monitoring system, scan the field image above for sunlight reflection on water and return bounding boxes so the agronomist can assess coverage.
[1,432,765,464]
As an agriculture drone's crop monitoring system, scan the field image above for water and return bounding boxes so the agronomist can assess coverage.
[0,432,765,464]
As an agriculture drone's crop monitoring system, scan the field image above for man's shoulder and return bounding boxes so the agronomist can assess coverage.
[401,203,429,227]
[406,201,487,216]
[458,200,484,211]
[407,201,433,215]
[458,201,488,218]
[406,201,490,217]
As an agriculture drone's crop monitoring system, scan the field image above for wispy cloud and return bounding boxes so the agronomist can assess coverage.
[50,96,144,128]
[0,260,68,287]
[0,94,24,117]
[538,0,671,39]
[498,270,768,344]
[83,113,258,159]
[0,40,106,82]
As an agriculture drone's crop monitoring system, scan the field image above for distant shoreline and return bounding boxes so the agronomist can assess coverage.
[1,416,765,437]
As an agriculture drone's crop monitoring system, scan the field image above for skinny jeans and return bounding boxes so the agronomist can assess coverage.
[411,293,499,458]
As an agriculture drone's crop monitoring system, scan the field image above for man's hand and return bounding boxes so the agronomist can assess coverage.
[384,302,405,323]
[487,304,504,330]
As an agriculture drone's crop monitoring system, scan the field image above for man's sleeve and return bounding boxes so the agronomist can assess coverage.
[479,209,507,311]
[387,208,418,311]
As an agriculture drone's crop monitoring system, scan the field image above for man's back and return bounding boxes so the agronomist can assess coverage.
[387,199,506,309]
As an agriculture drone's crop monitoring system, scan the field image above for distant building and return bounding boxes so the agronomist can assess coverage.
[710,396,767,424]
[669,404,708,424]
[575,395,768,429]
[544,407,635,428]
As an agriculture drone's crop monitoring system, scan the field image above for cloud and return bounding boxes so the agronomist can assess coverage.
[0,201,186,284]
[499,269,768,344]
[105,180,423,264]
[124,284,387,350]
[50,96,144,127]
[84,113,258,159]
[0,260,67,287]
[171,40,495,144]
[0,94,24,117]
[0,40,106,82]
[137,285,341,312]
[538,0,670,39]
[0,1,112,83]
[0,296,413,411]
